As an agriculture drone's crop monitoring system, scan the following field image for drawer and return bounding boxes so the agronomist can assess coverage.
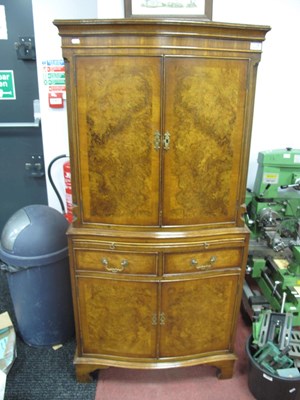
[74,249,158,275]
[164,248,243,274]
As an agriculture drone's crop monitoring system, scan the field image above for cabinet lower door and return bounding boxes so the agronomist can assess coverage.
[159,273,240,357]
[77,277,158,358]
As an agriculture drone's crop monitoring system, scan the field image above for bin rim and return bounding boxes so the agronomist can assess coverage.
[0,245,69,268]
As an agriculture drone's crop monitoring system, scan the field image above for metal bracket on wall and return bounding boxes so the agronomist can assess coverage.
[14,36,36,60]
[25,154,45,178]
[0,118,40,128]
[0,99,41,129]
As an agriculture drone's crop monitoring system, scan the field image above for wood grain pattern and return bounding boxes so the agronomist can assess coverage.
[76,56,161,225]
[163,57,248,225]
[160,274,238,357]
[78,277,158,357]
[76,55,248,227]
[75,248,158,274]
[164,248,242,274]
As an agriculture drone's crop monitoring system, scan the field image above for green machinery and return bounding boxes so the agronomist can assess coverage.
[243,148,300,325]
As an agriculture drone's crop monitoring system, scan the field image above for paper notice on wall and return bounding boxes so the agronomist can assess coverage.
[42,59,66,93]
[0,6,8,40]
[42,60,66,107]
[42,60,66,108]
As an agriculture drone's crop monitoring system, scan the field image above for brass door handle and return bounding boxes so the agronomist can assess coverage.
[154,131,161,150]
[190,256,217,271]
[154,131,171,150]
[163,132,170,150]
[151,313,166,326]
[101,257,128,273]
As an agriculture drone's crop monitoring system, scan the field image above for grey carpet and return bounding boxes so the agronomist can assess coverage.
[0,270,96,400]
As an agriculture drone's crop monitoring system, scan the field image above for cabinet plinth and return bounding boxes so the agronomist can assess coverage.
[54,19,270,382]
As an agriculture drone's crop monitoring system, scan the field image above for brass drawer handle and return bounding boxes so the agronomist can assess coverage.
[101,257,128,273]
[190,256,217,271]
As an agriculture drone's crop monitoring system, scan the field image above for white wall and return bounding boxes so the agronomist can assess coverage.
[32,0,300,209]
[31,0,98,212]
[97,0,124,18]
[213,0,300,188]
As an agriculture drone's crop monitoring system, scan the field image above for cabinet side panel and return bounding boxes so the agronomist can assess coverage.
[163,57,248,226]
[75,56,161,225]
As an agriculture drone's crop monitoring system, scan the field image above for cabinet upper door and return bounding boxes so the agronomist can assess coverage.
[162,57,248,227]
[75,55,161,226]
[74,54,249,228]
[57,19,270,229]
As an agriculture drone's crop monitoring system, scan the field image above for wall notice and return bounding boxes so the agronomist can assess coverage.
[42,60,66,108]
[42,59,66,94]
[0,71,16,100]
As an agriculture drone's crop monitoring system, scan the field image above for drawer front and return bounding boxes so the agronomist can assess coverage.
[75,249,158,275]
[164,248,243,274]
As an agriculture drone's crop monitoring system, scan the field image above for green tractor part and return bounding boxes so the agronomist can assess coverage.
[247,148,300,245]
[288,246,300,275]
[244,148,300,326]
[246,256,300,326]
[254,341,294,375]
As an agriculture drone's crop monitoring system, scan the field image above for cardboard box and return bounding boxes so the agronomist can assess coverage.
[0,312,16,400]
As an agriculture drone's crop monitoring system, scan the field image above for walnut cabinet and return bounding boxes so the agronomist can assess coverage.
[54,19,269,382]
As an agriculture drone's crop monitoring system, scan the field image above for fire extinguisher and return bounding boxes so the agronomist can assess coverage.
[48,155,73,223]
[63,160,73,223]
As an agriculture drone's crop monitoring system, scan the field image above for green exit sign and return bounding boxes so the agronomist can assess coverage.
[0,70,16,100]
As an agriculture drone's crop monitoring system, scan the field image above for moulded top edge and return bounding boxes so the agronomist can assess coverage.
[53,18,271,40]
[53,18,270,31]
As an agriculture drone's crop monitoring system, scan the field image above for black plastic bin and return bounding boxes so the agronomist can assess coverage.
[0,205,74,347]
[246,335,300,400]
